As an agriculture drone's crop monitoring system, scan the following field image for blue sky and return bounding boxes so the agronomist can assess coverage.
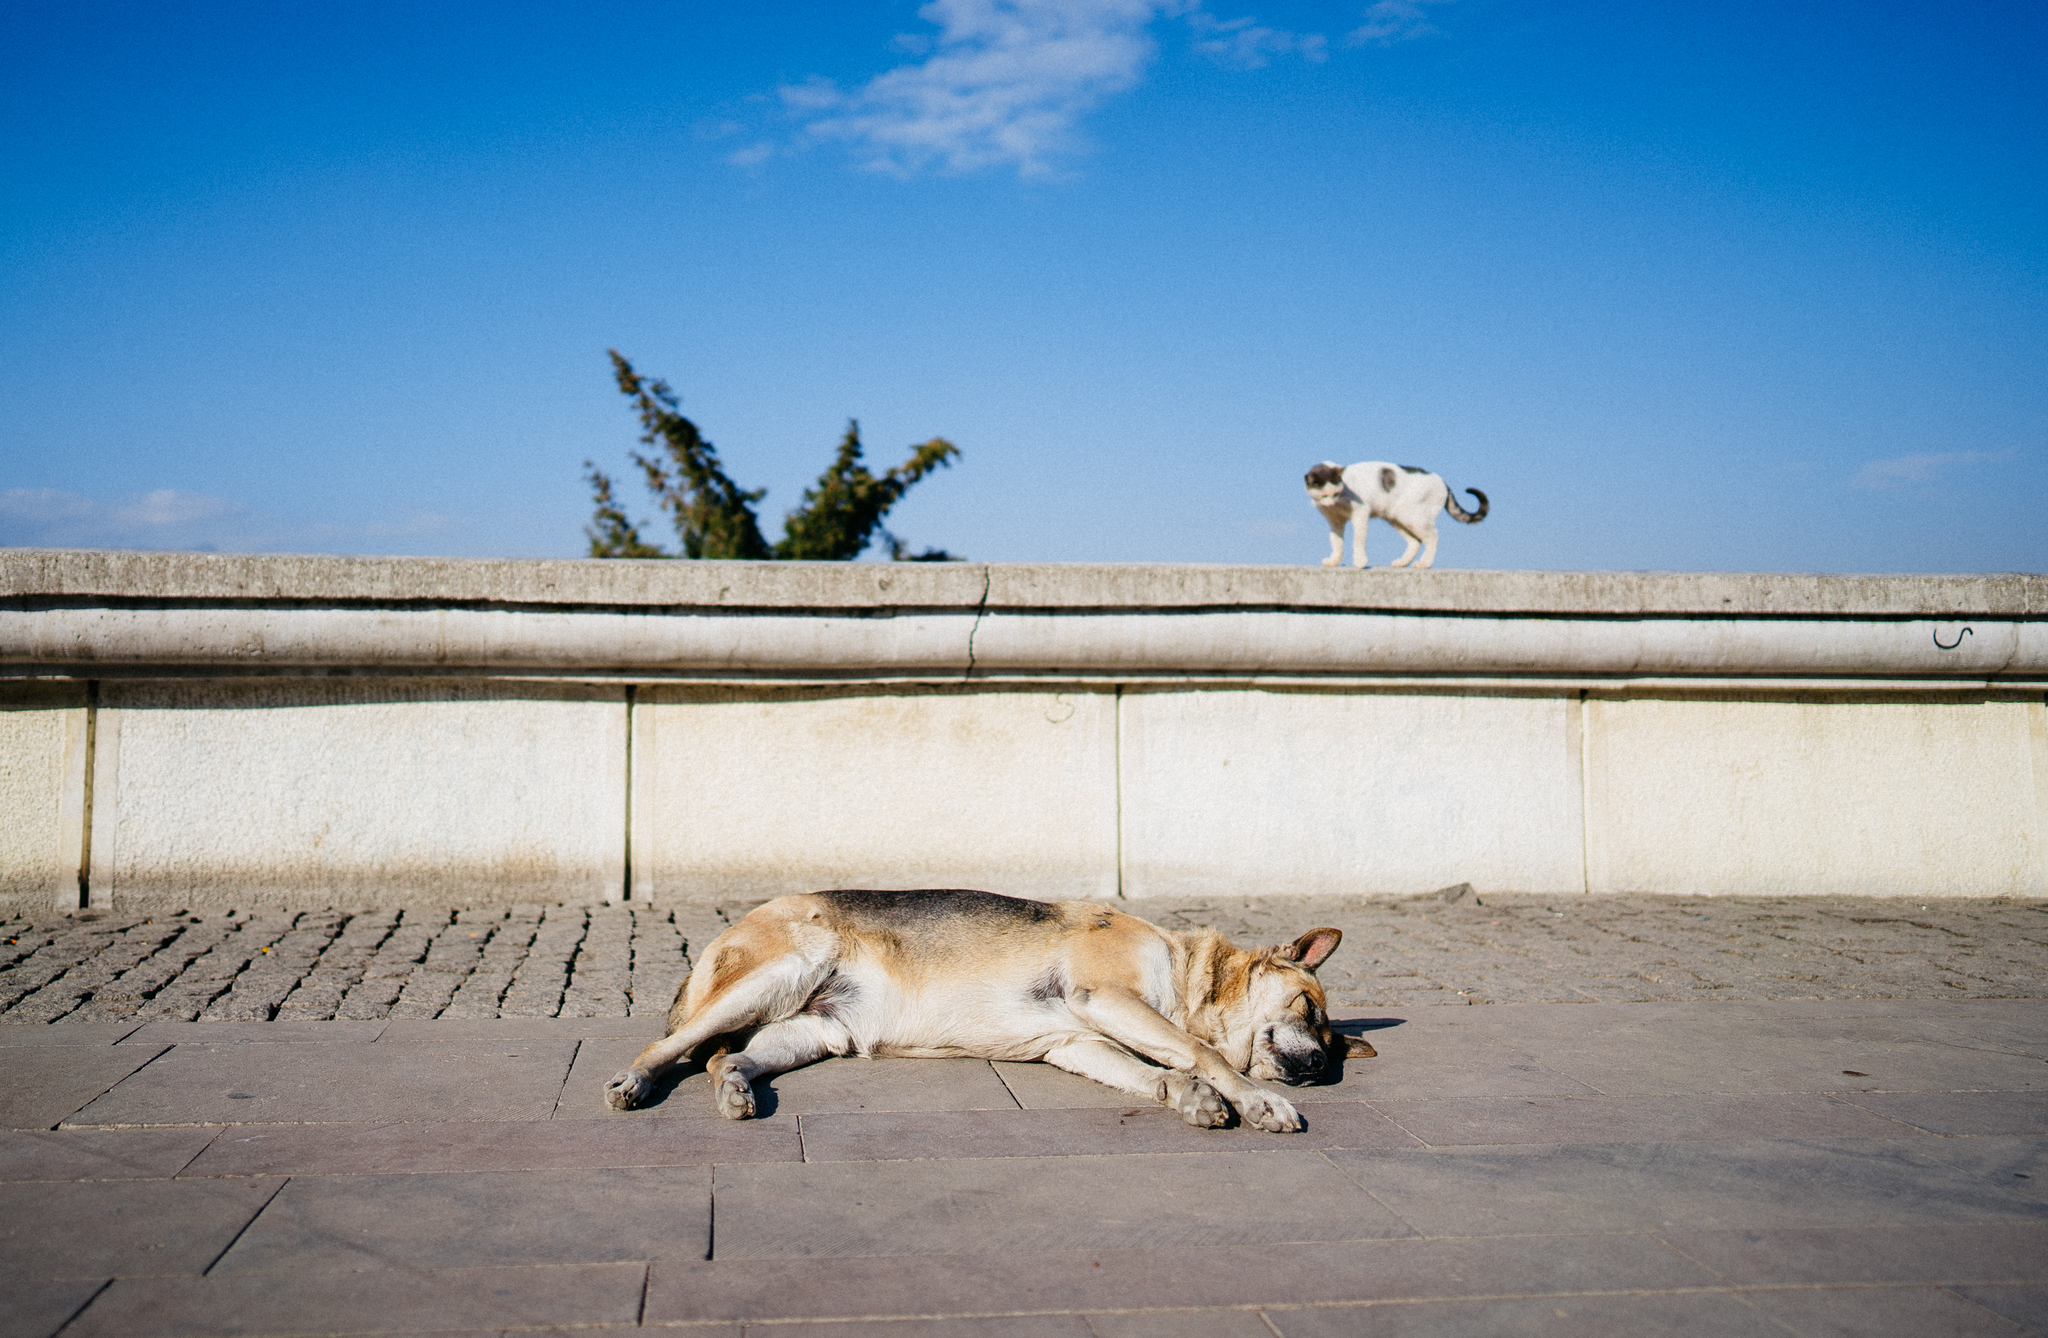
[2,1,2042,571]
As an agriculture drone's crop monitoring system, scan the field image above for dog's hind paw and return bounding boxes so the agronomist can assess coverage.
[606,1068,652,1111]
[1238,1089,1303,1134]
[714,1069,756,1120]
[1159,1072,1230,1129]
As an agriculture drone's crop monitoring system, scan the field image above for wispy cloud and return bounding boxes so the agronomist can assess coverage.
[782,0,1161,179]
[1345,0,1451,48]
[1850,448,2016,491]
[761,0,1398,179]
[0,487,464,552]
[1186,11,1327,70]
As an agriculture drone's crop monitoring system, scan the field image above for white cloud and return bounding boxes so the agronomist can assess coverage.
[759,0,1433,178]
[789,0,1163,179]
[1187,12,1328,69]
[1345,0,1450,48]
[1850,448,2016,491]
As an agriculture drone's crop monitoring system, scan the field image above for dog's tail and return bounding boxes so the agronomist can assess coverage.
[1444,486,1488,524]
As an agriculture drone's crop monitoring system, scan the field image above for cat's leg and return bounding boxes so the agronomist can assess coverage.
[1352,516,1370,568]
[1323,519,1345,567]
[1413,516,1440,569]
[1386,518,1423,568]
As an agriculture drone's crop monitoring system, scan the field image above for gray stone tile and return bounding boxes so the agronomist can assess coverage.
[378,1015,663,1042]
[712,1152,1413,1260]
[1369,1093,1915,1147]
[1955,1286,2048,1334]
[1924,1014,2048,1060]
[556,1039,1019,1120]
[184,1113,797,1176]
[797,1104,1420,1163]
[1329,1139,2048,1239]
[117,1019,388,1045]
[61,1262,648,1337]
[646,1234,1716,1322]
[0,1176,281,1279]
[64,1039,577,1126]
[1839,1092,2048,1136]
[1743,1285,2032,1337]
[1527,1023,2048,1097]
[1659,1224,2048,1286]
[1266,1292,1787,1337]
[0,1278,106,1338]
[0,1044,167,1130]
[1086,1309,1280,1337]
[1911,1137,2048,1204]
[0,1128,219,1181]
[768,1321,1094,1338]
[212,1166,707,1273]
[0,1022,142,1047]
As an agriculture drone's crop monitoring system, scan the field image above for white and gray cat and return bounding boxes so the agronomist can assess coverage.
[1304,461,1488,569]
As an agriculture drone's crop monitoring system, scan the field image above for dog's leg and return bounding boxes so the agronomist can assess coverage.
[1043,1036,1230,1128]
[605,953,827,1111]
[1066,984,1302,1132]
[707,1015,851,1119]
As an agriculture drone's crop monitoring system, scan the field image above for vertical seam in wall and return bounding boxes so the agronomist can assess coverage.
[621,684,636,904]
[85,689,118,910]
[79,682,98,909]
[62,684,97,913]
[2030,692,2048,898]
[1577,689,1593,896]
[1114,683,1126,900]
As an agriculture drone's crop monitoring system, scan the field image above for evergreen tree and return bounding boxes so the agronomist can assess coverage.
[586,351,960,561]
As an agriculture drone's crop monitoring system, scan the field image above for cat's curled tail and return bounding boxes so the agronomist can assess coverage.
[1444,487,1489,524]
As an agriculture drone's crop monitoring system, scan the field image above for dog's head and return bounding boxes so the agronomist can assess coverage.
[1303,461,1348,505]
[1237,928,1376,1084]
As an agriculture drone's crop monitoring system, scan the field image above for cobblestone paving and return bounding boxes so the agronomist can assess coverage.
[2,891,2044,1024]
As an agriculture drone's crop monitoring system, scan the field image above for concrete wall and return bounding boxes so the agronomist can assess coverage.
[3,551,2044,910]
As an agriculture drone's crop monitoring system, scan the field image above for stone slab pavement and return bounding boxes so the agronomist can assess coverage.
[3,893,2047,1336]
[0,996,2043,1334]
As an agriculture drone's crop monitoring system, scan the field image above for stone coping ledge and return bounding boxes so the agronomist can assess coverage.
[6,548,2045,617]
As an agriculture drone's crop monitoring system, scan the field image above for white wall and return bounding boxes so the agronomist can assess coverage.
[630,686,1118,903]
[2,554,2043,909]
[86,680,625,907]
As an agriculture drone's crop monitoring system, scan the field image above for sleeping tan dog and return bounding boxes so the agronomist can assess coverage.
[604,888,1374,1132]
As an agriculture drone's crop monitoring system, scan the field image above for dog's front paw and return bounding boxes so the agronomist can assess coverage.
[605,1068,652,1111]
[1237,1088,1303,1133]
[714,1068,757,1120]
[1158,1072,1229,1128]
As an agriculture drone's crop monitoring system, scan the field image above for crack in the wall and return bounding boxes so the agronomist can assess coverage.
[962,565,992,680]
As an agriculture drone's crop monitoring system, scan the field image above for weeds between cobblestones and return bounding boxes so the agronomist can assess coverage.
[1,892,2044,1024]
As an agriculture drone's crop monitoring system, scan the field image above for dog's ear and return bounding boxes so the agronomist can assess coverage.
[1342,1035,1377,1058]
[1285,928,1342,971]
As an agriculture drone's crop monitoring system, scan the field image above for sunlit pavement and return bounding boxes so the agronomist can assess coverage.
[4,992,2045,1337]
